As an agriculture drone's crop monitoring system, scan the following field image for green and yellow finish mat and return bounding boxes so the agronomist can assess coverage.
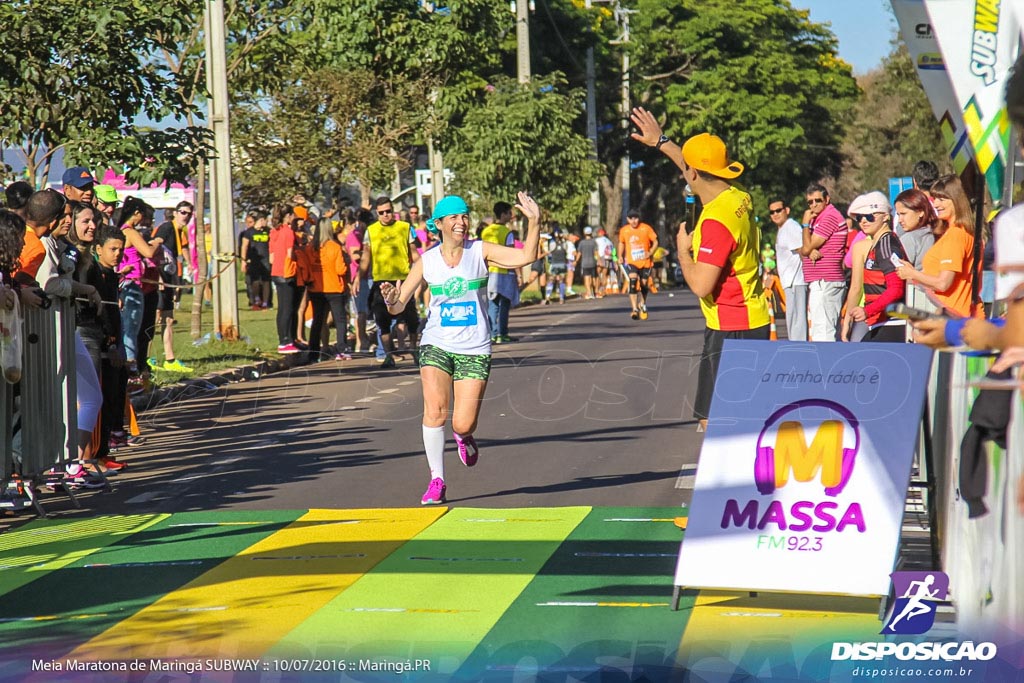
[0,507,883,681]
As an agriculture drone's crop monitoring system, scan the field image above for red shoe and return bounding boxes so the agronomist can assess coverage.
[98,457,126,472]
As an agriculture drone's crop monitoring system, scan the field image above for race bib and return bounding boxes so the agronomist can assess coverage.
[631,248,646,261]
[440,301,478,327]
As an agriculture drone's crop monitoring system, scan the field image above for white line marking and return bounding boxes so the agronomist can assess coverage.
[377,388,400,394]
[675,465,698,489]
[603,518,681,522]
[168,522,268,527]
[536,601,670,608]
[125,492,164,505]
[573,552,678,558]
[355,396,380,403]
[397,381,417,386]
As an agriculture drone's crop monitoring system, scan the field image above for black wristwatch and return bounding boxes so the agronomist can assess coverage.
[655,135,671,150]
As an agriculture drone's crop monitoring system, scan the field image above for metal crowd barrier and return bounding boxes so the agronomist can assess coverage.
[20,298,77,473]
[1,298,84,515]
[935,352,1022,633]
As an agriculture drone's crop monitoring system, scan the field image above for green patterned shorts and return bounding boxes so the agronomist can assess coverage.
[419,344,492,381]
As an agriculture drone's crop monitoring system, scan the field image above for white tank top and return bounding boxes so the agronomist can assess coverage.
[419,240,492,355]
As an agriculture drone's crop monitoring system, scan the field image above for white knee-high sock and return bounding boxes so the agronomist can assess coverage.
[422,425,445,480]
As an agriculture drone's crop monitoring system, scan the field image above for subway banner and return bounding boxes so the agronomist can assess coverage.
[675,341,933,597]
[922,0,1017,202]
[891,0,973,174]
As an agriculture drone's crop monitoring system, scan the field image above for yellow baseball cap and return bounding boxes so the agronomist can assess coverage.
[682,133,744,179]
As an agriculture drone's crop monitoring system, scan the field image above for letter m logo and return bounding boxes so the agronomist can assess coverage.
[773,420,845,490]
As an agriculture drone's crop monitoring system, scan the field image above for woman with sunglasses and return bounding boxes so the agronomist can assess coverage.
[841,192,909,343]
[897,175,981,318]
[379,191,540,506]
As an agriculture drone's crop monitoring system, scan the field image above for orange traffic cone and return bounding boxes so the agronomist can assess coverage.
[768,294,778,341]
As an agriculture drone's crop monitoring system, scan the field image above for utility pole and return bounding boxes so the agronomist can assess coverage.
[516,0,531,84]
[204,0,239,340]
[428,137,445,207]
[616,5,632,223]
[584,0,601,229]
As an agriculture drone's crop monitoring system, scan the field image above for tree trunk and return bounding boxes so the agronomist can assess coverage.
[191,157,208,339]
[359,180,371,208]
[600,170,623,245]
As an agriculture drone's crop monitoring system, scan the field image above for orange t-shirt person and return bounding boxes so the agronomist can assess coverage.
[618,214,658,269]
[18,228,46,281]
[920,224,982,318]
[307,239,349,294]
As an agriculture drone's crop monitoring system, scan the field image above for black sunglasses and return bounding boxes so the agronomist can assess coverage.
[378,209,394,215]
[807,198,826,205]
[851,213,881,223]
[769,207,786,215]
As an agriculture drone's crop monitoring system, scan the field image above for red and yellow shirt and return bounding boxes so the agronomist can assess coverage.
[692,186,770,331]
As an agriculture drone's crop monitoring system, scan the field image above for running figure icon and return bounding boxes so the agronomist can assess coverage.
[882,571,949,635]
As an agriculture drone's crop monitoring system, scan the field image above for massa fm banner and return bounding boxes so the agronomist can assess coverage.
[675,341,933,597]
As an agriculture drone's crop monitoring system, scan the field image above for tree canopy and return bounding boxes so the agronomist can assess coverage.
[832,42,947,201]
[0,1,209,187]
[445,74,602,222]
[629,0,859,220]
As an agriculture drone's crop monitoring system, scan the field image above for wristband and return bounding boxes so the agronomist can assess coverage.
[944,318,967,347]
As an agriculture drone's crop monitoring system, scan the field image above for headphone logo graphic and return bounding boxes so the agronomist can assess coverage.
[754,399,861,496]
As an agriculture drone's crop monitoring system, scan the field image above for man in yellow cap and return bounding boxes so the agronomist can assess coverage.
[630,107,770,431]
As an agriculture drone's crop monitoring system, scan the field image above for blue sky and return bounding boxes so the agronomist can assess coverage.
[797,0,898,74]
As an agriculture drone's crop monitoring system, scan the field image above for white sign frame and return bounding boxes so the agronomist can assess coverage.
[675,341,933,597]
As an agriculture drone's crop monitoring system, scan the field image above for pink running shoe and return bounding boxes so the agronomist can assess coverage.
[421,478,446,505]
[455,433,479,467]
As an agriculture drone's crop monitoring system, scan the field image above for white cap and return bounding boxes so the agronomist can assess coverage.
[847,191,891,216]
[583,226,593,235]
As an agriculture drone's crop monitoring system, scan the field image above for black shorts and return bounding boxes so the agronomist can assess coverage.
[581,266,597,278]
[247,262,270,281]
[158,287,175,313]
[549,264,568,276]
[694,324,771,420]
[531,260,545,274]
[370,281,419,336]
[624,264,652,280]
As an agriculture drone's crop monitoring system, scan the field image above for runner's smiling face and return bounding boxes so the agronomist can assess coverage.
[440,213,469,242]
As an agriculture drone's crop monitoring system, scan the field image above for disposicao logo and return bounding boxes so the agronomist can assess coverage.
[832,571,996,664]
[882,571,948,635]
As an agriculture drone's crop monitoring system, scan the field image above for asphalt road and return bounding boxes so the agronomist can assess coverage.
[21,288,714,519]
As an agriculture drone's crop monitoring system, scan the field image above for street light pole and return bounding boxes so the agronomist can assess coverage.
[204,0,239,340]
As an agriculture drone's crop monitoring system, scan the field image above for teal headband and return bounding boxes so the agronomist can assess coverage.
[426,195,469,234]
